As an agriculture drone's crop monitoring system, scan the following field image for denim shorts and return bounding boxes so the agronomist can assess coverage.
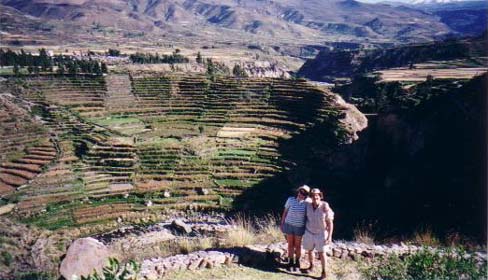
[282,223,305,236]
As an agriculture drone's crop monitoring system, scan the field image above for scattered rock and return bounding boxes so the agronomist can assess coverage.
[171,219,192,235]
[163,191,171,198]
[140,250,236,278]
[60,237,115,279]
[196,187,210,195]
[0,204,15,215]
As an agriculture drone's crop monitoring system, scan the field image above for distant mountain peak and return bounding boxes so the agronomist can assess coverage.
[412,0,468,5]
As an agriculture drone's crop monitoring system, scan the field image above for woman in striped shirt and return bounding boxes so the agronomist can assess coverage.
[280,185,311,272]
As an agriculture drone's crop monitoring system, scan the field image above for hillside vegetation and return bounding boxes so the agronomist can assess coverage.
[0,74,360,230]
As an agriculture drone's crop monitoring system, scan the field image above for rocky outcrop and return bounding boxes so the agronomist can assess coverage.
[333,94,368,142]
[60,237,115,279]
[241,61,291,79]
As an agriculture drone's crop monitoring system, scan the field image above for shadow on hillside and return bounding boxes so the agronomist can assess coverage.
[233,75,487,242]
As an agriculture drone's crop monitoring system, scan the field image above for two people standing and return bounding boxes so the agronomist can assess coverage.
[280,185,334,279]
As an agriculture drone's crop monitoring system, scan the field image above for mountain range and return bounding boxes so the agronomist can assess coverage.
[0,0,469,46]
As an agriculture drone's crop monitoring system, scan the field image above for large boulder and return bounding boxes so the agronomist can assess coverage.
[60,237,114,279]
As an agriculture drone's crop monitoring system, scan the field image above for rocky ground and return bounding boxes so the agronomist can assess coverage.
[1,213,487,279]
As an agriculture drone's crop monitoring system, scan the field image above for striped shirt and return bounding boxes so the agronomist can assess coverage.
[284,197,307,227]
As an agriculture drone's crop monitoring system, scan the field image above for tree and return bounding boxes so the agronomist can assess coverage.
[13,64,20,76]
[206,58,215,78]
[108,49,120,56]
[38,48,51,70]
[93,62,102,75]
[0,49,5,67]
[101,62,108,73]
[67,61,78,75]
[56,65,65,75]
[232,64,248,77]
[196,52,203,64]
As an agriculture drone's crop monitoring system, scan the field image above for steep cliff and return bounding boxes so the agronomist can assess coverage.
[329,74,487,240]
[298,33,488,82]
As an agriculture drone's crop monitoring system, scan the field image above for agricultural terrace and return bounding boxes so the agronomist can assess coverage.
[0,73,349,230]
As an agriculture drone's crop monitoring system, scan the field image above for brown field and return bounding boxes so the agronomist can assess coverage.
[377,67,487,82]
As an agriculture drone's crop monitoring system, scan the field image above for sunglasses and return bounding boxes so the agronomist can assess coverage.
[299,190,308,196]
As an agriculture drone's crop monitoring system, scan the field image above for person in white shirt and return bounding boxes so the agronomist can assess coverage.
[302,188,334,279]
[280,185,311,272]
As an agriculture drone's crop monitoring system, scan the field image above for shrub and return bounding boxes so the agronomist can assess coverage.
[1,251,13,266]
[411,227,440,247]
[353,222,376,245]
[177,237,215,254]
[81,258,140,280]
[232,64,248,77]
[361,248,487,280]
[361,253,408,279]
[220,215,256,247]
[107,49,121,57]
[255,214,283,244]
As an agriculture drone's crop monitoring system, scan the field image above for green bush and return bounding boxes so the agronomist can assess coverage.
[1,251,13,266]
[362,248,487,280]
[81,258,140,280]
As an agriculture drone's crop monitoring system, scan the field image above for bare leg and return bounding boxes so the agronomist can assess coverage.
[318,252,326,279]
[294,236,302,261]
[293,235,302,270]
[286,234,294,261]
[306,250,314,272]
[286,234,296,271]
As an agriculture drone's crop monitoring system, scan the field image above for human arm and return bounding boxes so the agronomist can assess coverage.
[326,218,334,244]
[280,208,288,231]
[324,203,334,244]
[280,198,291,231]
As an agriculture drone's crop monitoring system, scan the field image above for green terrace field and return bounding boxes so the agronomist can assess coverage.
[0,73,349,230]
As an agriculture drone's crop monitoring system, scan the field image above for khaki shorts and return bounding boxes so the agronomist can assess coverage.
[303,230,329,253]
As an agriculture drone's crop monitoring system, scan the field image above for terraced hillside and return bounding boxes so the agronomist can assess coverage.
[0,94,53,196]
[0,73,363,230]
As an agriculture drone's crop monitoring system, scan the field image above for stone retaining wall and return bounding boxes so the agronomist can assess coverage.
[139,241,488,279]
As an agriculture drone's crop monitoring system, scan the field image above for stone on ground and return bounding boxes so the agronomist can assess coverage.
[60,237,114,279]
[171,219,193,234]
